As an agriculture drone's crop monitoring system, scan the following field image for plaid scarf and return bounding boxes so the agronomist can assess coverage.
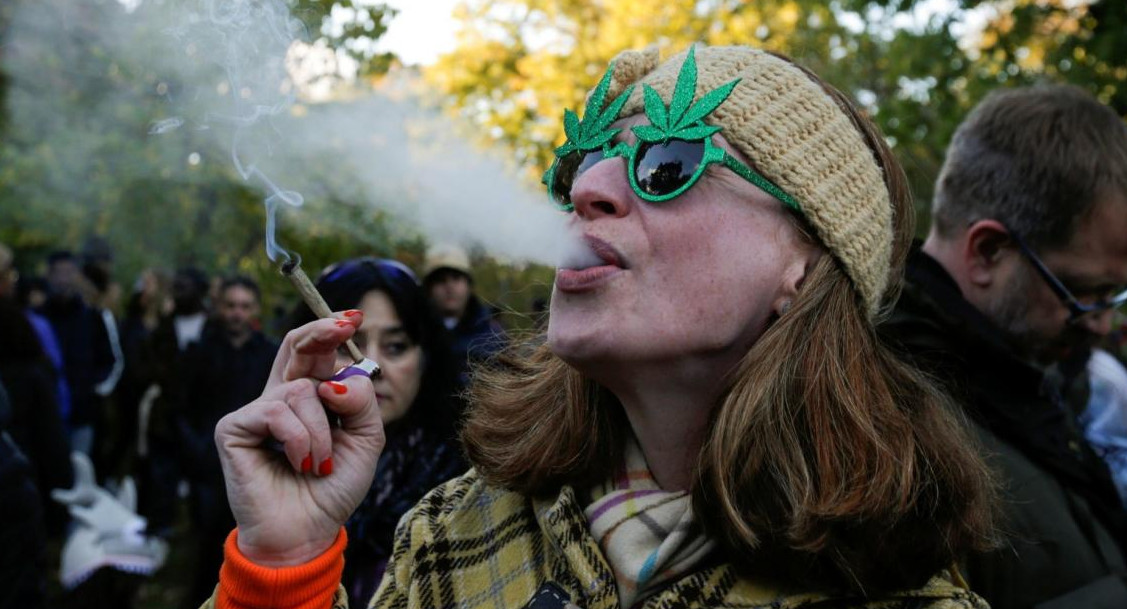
[584,439,716,608]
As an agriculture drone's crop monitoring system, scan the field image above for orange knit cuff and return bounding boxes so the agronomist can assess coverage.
[217,528,347,609]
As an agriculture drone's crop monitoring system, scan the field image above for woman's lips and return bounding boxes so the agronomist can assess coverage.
[555,265,623,292]
[586,235,627,269]
[556,234,627,292]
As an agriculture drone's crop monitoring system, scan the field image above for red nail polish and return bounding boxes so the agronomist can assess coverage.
[327,381,347,395]
[343,309,362,318]
[335,320,351,328]
[301,454,312,473]
[318,458,333,476]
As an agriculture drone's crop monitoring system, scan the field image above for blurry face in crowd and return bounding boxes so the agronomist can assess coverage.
[0,256,15,298]
[353,289,423,424]
[427,269,471,320]
[218,284,260,341]
[172,274,205,314]
[47,259,81,299]
[26,286,47,309]
[990,193,1127,365]
[548,114,815,378]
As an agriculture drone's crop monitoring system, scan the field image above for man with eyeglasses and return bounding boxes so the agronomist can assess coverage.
[881,84,1127,608]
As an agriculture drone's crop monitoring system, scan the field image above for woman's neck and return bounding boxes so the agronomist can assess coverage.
[605,362,728,491]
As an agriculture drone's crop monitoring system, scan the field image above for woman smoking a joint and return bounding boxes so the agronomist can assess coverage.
[206,45,998,609]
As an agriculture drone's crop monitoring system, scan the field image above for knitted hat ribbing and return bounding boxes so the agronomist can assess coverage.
[599,45,893,316]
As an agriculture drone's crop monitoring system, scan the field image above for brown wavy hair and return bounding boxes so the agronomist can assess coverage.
[462,52,998,595]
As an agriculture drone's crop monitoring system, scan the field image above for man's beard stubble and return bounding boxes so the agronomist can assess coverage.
[984,266,1050,367]
[985,266,1095,368]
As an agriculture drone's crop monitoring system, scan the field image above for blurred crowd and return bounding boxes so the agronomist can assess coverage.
[0,240,506,609]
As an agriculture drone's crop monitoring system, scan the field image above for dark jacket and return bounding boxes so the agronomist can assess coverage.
[0,381,50,609]
[177,325,277,487]
[37,295,114,428]
[880,248,1127,609]
[447,296,505,388]
[342,416,467,609]
[0,362,73,535]
[0,299,74,535]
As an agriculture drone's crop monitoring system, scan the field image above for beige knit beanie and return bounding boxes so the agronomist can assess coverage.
[598,45,893,316]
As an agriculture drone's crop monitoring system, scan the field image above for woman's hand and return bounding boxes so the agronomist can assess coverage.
[215,313,385,566]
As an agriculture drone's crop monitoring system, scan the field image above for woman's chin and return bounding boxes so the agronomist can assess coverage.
[546,321,607,365]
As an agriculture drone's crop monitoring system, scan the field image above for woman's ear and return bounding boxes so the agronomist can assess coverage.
[774,248,821,316]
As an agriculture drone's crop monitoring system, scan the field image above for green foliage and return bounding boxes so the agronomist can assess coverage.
[425,0,1127,236]
[4,0,1125,331]
[0,0,423,327]
[290,0,398,76]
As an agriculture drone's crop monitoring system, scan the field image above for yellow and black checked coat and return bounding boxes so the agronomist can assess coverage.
[359,470,986,609]
[205,469,988,609]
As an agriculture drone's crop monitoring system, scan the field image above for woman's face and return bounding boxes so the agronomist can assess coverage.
[548,114,817,376]
[354,290,423,424]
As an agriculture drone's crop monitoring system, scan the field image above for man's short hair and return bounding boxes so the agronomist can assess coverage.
[931,84,1127,251]
[220,275,260,302]
[47,250,77,267]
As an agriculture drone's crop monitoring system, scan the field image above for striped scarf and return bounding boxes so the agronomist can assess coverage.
[584,439,716,608]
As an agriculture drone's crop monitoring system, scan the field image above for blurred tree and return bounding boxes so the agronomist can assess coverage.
[0,0,416,326]
[426,0,851,171]
[291,0,399,77]
[425,0,1127,231]
[5,0,1121,329]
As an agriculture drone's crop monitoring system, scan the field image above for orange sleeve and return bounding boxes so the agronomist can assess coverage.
[216,528,347,609]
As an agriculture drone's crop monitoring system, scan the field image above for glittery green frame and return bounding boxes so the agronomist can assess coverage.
[543,46,801,212]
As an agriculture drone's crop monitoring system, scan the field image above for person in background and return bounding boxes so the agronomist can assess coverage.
[108,268,172,480]
[1082,348,1127,508]
[0,381,51,609]
[205,45,999,609]
[18,274,49,310]
[82,262,126,482]
[290,257,466,608]
[881,84,1127,608]
[0,261,74,537]
[164,267,211,353]
[422,244,505,387]
[136,266,210,538]
[0,244,16,298]
[177,275,278,609]
[38,250,114,454]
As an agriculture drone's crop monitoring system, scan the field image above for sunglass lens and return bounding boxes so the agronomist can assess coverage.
[551,150,604,207]
[634,140,704,198]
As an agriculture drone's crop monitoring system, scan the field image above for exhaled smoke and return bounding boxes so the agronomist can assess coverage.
[2,0,568,269]
[157,0,306,264]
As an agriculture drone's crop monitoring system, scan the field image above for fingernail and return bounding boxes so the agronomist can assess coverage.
[326,381,348,395]
[318,457,333,476]
[301,453,312,473]
[335,320,351,328]
[343,309,362,318]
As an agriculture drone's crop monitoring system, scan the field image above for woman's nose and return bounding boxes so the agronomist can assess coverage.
[569,156,633,220]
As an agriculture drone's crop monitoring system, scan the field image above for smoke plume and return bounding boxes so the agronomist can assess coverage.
[1,0,567,269]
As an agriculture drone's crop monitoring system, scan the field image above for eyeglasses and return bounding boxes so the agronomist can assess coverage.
[543,136,801,213]
[541,46,801,214]
[319,257,418,286]
[1009,230,1127,322]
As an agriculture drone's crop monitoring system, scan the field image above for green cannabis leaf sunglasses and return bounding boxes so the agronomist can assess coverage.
[542,46,801,214]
